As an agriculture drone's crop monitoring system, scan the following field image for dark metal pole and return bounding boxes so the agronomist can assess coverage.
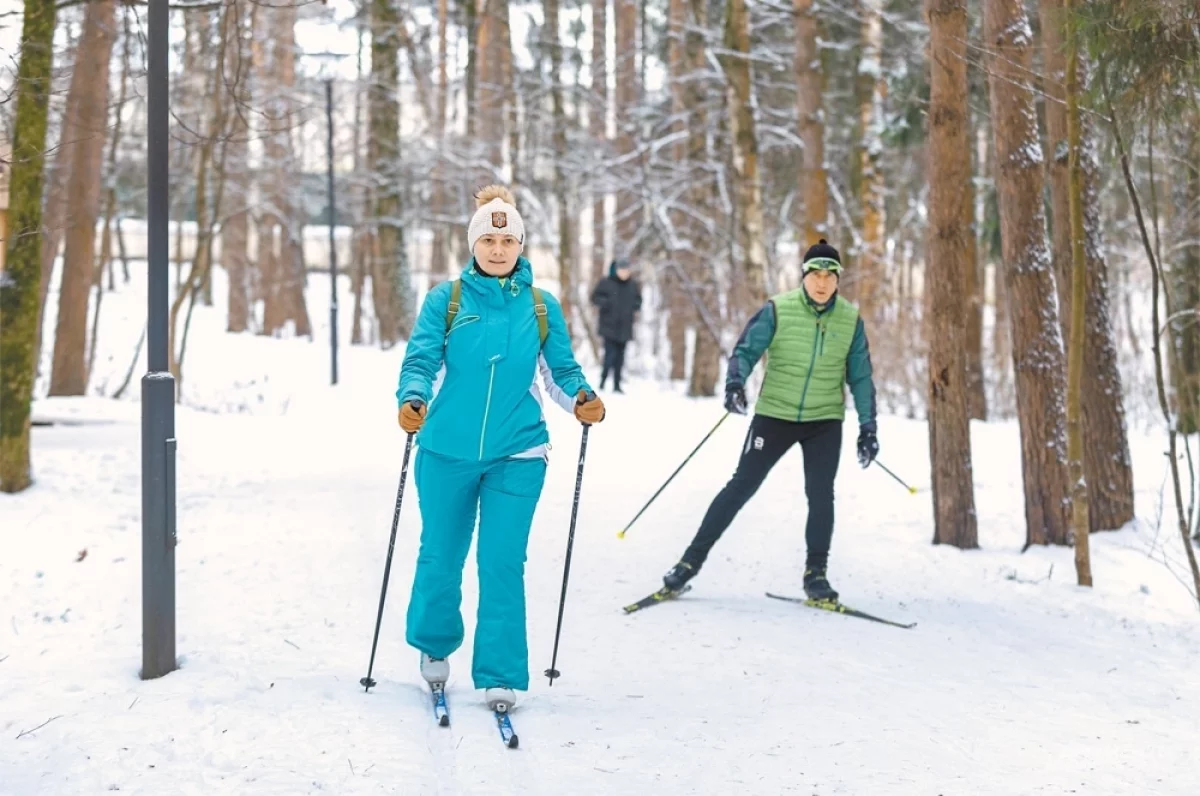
[326,78,338,386]
[141,0,177,680]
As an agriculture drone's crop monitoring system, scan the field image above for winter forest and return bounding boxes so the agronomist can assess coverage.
[2,0,1200,791]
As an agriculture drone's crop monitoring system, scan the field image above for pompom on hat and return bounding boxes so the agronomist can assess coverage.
[468,184,525,253]
[802,238,842,273]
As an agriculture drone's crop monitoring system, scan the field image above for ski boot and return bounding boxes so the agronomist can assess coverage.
[485,687,517,713]
[420,653,449,687]
[663,561,697,592]
[803,568,839,604]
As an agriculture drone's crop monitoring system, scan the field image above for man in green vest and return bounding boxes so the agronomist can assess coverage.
[662,239,879,603]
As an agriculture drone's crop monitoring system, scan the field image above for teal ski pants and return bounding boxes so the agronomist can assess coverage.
[405,447,548,690]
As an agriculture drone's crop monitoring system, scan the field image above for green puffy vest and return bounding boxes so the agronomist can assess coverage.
[755,289,860,422]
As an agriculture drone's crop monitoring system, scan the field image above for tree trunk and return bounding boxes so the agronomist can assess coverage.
[664,0,689,380]
[985,0,1073,547]
[476,0,508,170]
[223,0,252,333]
[794,0,827,249]
[721,0,768,318]
[1040,0,1134,530]
[964,133,987,421]
[1171,122,1200,435]
[35,48,78,372]
[683,0,717,397]
[545,0,574,337]
[429,0,450,282]
[924,0,979,549]
[368,0,411,346]
[0,0,57,492]
[48,0,116,396]
[1062,0,1091,585]
[614,0,638,255]
[591,0,608,284]
[856,0,886,321]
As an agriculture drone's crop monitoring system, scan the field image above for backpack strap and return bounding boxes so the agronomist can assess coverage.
[531,286,548,347]
[444,278,462,339]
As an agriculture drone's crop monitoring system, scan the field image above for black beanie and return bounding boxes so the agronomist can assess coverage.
[802,239,842,272]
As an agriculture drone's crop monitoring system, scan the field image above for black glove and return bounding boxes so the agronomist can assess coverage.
[857,423,879,468]
[724,383,748,415]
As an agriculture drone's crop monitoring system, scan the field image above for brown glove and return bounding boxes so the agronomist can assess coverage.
[399,400,426,434]
[574,390,605,425]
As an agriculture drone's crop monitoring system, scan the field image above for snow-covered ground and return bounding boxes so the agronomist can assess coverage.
[3,265,1200,795]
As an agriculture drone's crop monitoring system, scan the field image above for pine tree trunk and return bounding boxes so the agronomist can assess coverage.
[856,0,886,320]
[591,0,607,284]
[721,0,767,316]
[35,51,78,371]
[614,0,638,254]
[546,0,574,337]
[0,0,57,492]
[665,0,690,381]
[223,0,252,333]
[985,0,1072,547]
[924,0,979,549]
[429,0,450,282]
[48,0,116,396]
[964,132,988,421]
[1172,122,1200,435]
[1040,0,1134,530]
[683,0,717,397]
[369,0,410,346]
[794,0,827,249]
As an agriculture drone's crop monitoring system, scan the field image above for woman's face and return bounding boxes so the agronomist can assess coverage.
[474,234,522,276]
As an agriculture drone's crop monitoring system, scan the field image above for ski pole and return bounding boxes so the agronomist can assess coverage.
[874,459,917,494]
[360,417,419,692]
[616,411,730,539]
[544,417,592,686]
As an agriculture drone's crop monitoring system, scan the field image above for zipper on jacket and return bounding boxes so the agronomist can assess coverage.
[796,320,821,422]
[480,361,497,459]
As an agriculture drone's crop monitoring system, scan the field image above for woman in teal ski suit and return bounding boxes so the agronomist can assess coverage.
[396,185,605,712]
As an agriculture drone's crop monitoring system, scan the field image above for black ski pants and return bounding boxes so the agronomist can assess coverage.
[682,414,842,572]
[600,338,628,389]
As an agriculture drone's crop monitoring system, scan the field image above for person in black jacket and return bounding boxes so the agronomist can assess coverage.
[590,259,642,392]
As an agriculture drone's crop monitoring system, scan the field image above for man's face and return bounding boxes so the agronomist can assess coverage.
[803,267,839,303]
[616,266,632,281]
[474,234,521,275]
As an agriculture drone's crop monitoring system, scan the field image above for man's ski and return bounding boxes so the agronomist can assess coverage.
[765,592,916,629]
[622,584,692,614]
[430,684,450,726]
[494,707,519,748]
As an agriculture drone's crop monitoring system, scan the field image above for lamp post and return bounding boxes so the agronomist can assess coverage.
[325,77,338,386]
[142,0,176,680]
[303,50,350,386]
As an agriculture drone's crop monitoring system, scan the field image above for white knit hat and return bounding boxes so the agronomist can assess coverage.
[468,185,525,253]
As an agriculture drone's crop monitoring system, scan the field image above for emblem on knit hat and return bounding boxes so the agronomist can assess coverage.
[491,211,508,229]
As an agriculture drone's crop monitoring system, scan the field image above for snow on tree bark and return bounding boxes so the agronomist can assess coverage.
[924,0,979,549]
[1040,0,1134,531]
[985,0,1073,547]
